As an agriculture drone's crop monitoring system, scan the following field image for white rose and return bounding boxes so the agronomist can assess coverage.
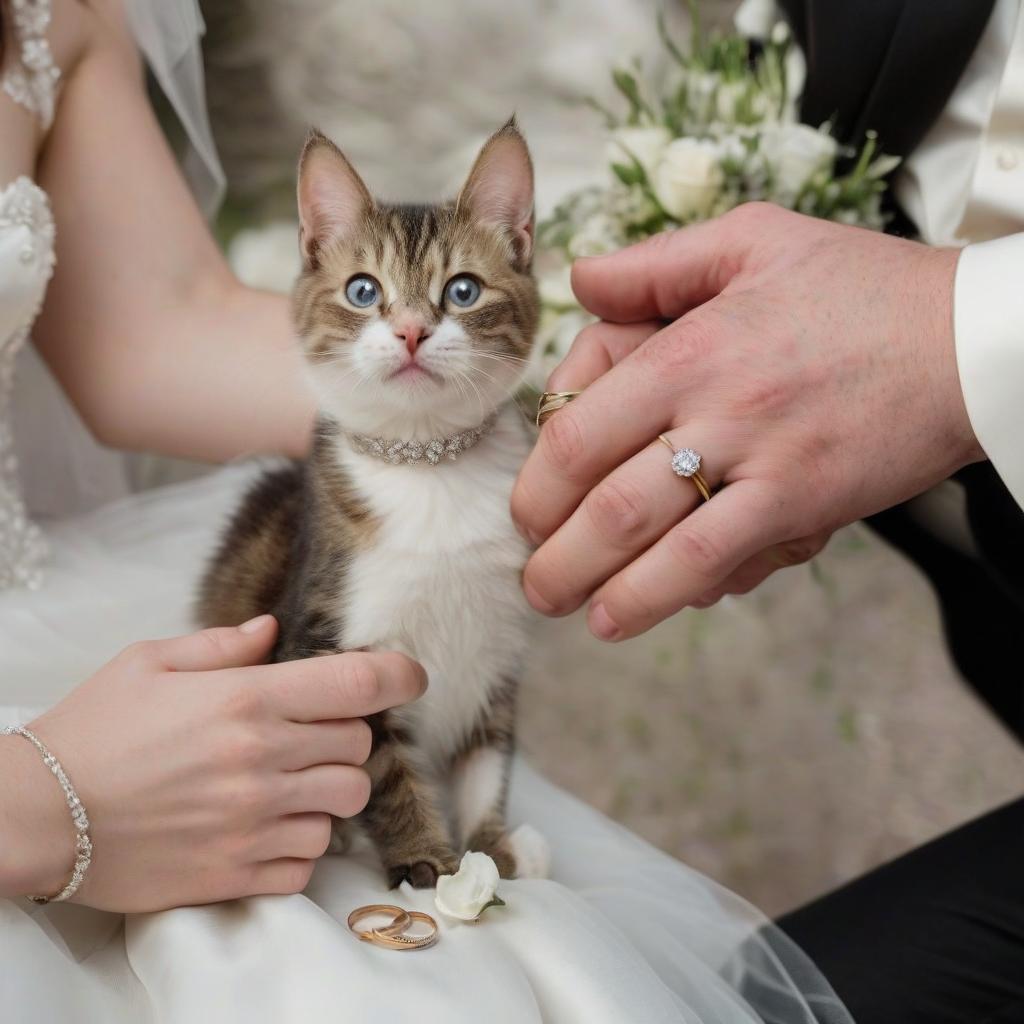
[434,852,503,921]
[605,125,671,180]
[652,138,725,221]
[765,122,837,198]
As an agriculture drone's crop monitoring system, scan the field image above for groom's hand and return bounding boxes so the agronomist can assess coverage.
[512,203,981,642]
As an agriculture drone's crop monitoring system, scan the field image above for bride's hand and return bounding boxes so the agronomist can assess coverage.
[513,204,981,641]
[0,615,426,912]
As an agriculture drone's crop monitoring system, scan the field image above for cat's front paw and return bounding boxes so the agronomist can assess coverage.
[386,851,460,890]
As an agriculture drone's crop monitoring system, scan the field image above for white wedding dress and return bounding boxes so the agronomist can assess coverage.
[0,4,851,1022]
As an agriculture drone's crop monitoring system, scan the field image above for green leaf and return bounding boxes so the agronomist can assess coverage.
[657,7,689,68]
[612,68,654,124]
[611,162,643,187]
[478,895,506,916]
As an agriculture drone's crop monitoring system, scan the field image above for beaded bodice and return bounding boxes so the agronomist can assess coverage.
[2,0,61,130]
[1,0,60,588]
[0,176,55,588]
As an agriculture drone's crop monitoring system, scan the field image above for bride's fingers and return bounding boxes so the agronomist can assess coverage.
[143,616,278,673]
[247,858,317,897]
[246,650,426,723]
[252,813,333,862]
[586,478,790,641]
[277,763,371,819]
[546,319,663,393]
[275,718,373,771]
[522,428,734,616]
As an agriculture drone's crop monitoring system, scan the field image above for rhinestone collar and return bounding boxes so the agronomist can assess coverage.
[348,413,497,466]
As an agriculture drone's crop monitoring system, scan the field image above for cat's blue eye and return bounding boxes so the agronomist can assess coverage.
[446,276,481,308]
[346,276,380,308]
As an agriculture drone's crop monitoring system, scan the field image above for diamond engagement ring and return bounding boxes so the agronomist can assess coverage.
[657,436,712,502]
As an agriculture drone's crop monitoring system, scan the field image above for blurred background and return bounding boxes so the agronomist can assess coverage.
[190,0,1024,917]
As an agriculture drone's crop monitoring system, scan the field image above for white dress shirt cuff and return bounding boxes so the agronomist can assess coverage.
[954,234,1024,510]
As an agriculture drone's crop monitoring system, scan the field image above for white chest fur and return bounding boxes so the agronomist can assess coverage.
[334,406,534,764]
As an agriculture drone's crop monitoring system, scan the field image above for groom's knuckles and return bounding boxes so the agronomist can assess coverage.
[663,521,727,581]
[572,216,753,322]
[539,405,589,478]
[597,482,779,636]
[597,574,661,636]
[549,320,663,392]
[571,236,668,321]
[572,231,685,320]
[641,316,717,386]
[512,412,591,538]
[585,475,652,551]
[547,322,613,391]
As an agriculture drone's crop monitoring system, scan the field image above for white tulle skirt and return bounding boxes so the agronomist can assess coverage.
[0,465,851,1023]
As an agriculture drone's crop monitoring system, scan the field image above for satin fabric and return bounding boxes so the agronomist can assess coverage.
[0,462,851,1024]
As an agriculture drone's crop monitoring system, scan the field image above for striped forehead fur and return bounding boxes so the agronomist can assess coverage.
[293,199,539,363]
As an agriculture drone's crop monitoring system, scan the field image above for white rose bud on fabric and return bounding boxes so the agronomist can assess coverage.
[766,122,837,197]
[652,138,725,221]
[434,852,505,921]
[606,125,671,180]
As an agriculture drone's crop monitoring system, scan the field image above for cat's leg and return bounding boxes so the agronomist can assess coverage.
[453,680,518,879]
[359,717,460,889]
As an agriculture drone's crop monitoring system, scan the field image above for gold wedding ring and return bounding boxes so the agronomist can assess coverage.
[536,390,582,427]
[657,435,712,502]
[347,904,439,952]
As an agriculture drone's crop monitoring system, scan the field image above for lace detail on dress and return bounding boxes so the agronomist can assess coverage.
[2,0,61,129]
[0,176,55,588]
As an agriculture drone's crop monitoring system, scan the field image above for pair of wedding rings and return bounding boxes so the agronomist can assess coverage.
[535,391,713,502]
[347,904,439,951]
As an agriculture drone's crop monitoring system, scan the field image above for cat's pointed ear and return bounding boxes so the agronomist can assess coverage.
[457,117,535,269]
[297,130,373,269]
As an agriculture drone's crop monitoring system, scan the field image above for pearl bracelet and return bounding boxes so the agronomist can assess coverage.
[3,726,93,903]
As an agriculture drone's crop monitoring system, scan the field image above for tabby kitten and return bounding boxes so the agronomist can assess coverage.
[199,120,540,888]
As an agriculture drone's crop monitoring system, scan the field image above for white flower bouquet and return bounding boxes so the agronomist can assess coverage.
[534,4,899,378]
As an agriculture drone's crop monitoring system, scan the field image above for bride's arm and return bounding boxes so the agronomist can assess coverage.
[31,0,314,462]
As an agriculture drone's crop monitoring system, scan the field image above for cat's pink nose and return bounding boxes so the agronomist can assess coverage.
[394,321,432,356]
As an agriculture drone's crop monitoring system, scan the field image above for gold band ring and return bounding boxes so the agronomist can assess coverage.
[347,904,412,939]
[536,390,582,427]
[363,911,439,951]
[347,904,439,952]
[657,435,712,502]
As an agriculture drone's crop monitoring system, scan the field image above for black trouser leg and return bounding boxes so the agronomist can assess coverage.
[866,464,1024,741]
[776,797,1024,1024]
